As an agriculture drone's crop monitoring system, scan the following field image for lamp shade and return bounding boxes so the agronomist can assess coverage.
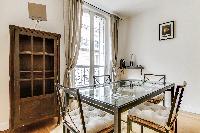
[28,2,47,21]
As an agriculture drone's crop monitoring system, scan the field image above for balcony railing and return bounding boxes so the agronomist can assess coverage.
[74,65,104,87]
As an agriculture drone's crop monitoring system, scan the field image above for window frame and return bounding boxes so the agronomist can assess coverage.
[74,8,109,87]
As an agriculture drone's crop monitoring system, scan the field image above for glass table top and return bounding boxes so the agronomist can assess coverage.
[78,79,173,107]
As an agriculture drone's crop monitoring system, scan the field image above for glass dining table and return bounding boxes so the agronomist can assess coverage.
[77,79,175,133]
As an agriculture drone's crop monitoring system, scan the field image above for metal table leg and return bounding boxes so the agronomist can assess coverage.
[171,85,177,133]
[171,86,175,106]
[175,119,178,133]
[114,109,121,133]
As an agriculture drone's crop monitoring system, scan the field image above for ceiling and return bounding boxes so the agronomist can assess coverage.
[84,0,161,17]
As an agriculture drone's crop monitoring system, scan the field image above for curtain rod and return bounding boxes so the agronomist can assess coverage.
[83,1,122,20]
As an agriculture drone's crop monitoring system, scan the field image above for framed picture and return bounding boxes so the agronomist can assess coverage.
[159,21,175,40]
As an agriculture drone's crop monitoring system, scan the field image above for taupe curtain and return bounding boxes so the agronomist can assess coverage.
[110,14,119,81]
[63,0,83,87]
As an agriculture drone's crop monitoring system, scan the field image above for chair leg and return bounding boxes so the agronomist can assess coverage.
[57,116,61,125]
[175,119,178,133]
[141,125,144,133]
[163,92,165,107]
[63,125,65,133]
[63,125,70,133]
[127,117,132,133]
[163,99,165,107]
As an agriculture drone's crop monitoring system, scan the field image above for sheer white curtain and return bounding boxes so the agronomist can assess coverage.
[110,14,120,81]
[63,0,83,87]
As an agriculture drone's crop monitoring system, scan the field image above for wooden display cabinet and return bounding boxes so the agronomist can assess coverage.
[9,25,60,129]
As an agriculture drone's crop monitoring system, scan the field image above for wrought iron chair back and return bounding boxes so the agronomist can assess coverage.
[93,75,111,86]
[144,74,166,85]
[167,81,187,129]
[143,74,167,106]
[55,84,86,133]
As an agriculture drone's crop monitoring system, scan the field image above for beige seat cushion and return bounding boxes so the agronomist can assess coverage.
[128,102,170,126]
[66,106,114,133]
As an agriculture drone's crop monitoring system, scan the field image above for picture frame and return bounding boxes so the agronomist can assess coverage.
[159,21,175,41]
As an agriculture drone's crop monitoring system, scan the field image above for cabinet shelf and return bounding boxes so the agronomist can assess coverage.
[20,51,32,55]
[20,71,31,72]
[20,79,32,81]
[45,53,54,56]
[19,52,55,56]
[46,77,55,80]
[20,70,53,72]
[33,71,43,72]
[33,78,43,80]
[33,52,44,55]
[45,70,54,72]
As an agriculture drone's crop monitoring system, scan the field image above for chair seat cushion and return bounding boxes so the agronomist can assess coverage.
[128,102,170,126]
[66,106,114,133]
[147,94,165,104]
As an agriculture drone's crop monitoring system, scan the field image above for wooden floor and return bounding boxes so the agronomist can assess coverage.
[1,111,200,133]
[0,118,58,133]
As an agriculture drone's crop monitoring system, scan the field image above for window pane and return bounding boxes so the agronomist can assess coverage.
[77,12,90,66]
[75,12,90,87]
[94,15,105,66]
[94,66,104,76]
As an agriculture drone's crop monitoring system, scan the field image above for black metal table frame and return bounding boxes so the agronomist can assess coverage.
[79,83,175,133]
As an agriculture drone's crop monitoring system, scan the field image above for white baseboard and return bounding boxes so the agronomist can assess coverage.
[0,121,9,131]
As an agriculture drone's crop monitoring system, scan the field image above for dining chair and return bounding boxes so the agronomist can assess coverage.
[144,74,166,105]
[127,81,187,133]
[93,75,111,86]
[56,84,114,133]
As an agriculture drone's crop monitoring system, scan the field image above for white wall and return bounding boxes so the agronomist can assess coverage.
[0,0,65,131]
[118,0,200,114]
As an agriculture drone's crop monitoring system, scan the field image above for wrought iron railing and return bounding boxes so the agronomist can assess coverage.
[74,65,104,87]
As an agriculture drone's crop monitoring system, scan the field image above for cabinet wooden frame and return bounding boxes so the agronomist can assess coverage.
[9,25,61,129]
